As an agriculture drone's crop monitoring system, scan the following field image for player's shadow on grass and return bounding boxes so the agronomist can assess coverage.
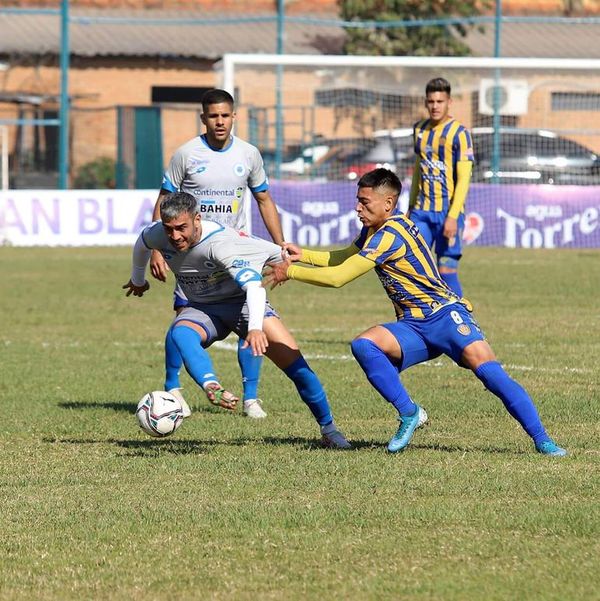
[59,401,138,413]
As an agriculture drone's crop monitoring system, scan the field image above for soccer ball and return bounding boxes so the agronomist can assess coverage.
[136,391,184,438]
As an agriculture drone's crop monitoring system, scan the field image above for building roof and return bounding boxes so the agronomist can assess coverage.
[0,10,345,59]
[0,10,599,59]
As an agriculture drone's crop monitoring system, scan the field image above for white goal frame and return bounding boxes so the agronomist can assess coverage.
[222,54,600,95]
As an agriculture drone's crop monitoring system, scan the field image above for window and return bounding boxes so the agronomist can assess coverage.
[551,92,600,112]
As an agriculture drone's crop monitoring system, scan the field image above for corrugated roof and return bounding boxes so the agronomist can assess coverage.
[0,10,598,59]
[0,10,345,58]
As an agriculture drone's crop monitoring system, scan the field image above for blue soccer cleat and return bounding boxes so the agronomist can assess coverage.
[387,405,422,453]
[535,439,568,457]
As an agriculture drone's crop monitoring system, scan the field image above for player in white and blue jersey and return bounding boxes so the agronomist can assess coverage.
[151,89,284,419]
[266,169,566,457]
[124,191,350,449]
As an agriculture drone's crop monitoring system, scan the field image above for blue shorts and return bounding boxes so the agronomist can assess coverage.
[410,209,464,264]
[382,303,485,372]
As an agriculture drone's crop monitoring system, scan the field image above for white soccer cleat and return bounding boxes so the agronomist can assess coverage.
[320,423,352,449]
[417,406,428,428]
[243,399,267,419]
[168,388,192,418]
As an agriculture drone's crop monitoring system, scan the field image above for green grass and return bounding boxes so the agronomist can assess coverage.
[0,246,598,601]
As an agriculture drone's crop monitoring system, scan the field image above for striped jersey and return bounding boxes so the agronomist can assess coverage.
[412,117,474,214]
[355,214,466,319]
[161,134,269,231]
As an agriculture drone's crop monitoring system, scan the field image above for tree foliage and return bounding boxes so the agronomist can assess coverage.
[338,0,488,56]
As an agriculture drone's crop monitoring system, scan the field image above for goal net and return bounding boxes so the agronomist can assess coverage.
[222,55,600,249]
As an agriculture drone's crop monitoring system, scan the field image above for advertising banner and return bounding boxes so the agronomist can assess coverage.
[1,184,599,248]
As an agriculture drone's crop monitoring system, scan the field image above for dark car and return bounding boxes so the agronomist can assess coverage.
[342,127,600,185]
[471,128,600,185]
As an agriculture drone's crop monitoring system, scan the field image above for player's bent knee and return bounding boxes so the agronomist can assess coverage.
[438,256,459,273]
[173,320,208,343]
[460,340,496,370]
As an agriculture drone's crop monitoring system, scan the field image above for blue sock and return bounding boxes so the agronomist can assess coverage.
[170,325,218,390]
[350,338,417,416]
[441,272,463,297]
[475,361,549,444]
[164,325,184,391]
[283,356,332,426]
[237,337,263,402]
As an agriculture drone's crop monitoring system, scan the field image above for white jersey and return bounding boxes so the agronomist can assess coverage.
[137,220,282,305]
[161,134,268,231]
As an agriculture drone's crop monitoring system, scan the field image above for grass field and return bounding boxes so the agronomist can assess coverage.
[1,245,599,601]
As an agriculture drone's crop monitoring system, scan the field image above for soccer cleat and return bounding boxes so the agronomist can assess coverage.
[387,405,422,453]
[243,399,267,419]
[417,406,428,428]
[535,439,568,457]
[167,388,191,418]
[320,423,352,450]
[204,383,239,411]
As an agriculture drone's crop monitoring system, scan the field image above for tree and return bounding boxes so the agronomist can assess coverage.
[338,0,488,56]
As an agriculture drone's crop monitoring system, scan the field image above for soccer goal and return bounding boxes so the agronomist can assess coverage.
[221,54,600,249]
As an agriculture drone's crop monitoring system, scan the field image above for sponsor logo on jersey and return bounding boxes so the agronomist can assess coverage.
[457,324,471,336]
[232,259,250,268]
[193,166,207,174]
[203,261,217,269]
[235,186,244,200]
[199,204,234,214]
[234,163,246,177]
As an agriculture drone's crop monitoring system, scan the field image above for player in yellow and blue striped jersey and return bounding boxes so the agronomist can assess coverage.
[265,169,566,457]
[409,77,474,297]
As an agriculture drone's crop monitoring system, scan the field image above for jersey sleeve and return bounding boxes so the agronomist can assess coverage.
[453,128,474,163]
[247,146,269,193]
[210,235,275,289]
[161,147,186,192]
[357,226,406,265]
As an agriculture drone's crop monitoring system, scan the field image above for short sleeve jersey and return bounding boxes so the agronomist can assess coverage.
[161,135,269,231]
[355,214,465,320]
[140,220,282,304]
[412,118,474,214]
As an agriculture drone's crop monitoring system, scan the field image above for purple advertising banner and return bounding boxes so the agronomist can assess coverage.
[251,182,600,249]
[1,185,599,247]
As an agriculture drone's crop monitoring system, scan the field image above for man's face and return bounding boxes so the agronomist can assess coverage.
[201,102,235,147]
[425,91,451,125]
[355,186,395,229]
[162,211,201,251]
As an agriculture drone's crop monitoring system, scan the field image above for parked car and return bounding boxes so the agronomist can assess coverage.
[470,128,600,185]
[276,137,378,181]
[341,127,600,185]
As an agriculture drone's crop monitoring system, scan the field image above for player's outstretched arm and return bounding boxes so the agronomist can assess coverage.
[125,232,153,297]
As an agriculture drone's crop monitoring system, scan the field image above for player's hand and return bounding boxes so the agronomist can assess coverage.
[150,249,169,282]
[242,330,269,357]
[263,259,290,290]
[122,279,149,297]
[283,242,302,262]
[443,216,458,245]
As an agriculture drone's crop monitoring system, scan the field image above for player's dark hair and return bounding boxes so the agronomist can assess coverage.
[357,168,402,197]
[425,77,451,96]
[201,89,235,111]
[160,191,199,222]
